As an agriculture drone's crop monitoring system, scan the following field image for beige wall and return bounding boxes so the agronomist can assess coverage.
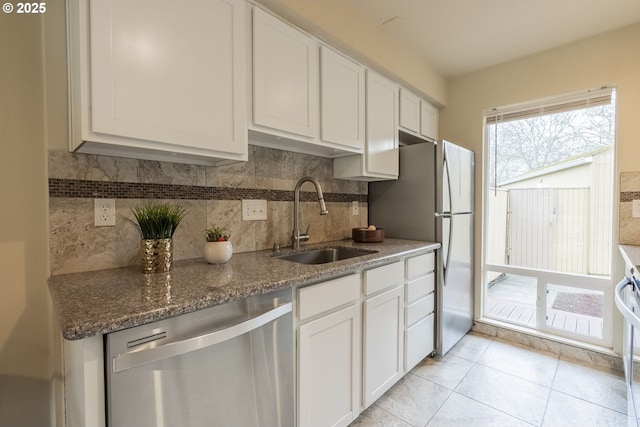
[0,12,52,427]
[255,0,447,106]
[440,23,640,333]
[440,23,640,167]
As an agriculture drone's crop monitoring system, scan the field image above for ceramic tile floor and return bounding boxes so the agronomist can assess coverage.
[349,331,627,427]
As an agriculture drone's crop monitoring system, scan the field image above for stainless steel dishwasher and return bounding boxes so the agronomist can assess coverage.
[106,288,294,427]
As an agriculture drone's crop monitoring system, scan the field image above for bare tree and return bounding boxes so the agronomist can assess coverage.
[488,104,615,185]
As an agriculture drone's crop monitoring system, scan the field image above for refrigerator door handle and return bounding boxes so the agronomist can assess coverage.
[441,147,454,287]
[443,216,453,287]
[435,212,472,217]
[443,145,453,214]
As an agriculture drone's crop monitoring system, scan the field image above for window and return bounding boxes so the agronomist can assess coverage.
[482,88,616,346]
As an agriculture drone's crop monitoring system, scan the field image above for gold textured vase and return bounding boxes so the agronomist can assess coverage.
[140,238,173,274]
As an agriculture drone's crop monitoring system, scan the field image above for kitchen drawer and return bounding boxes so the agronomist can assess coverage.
[364,261,404,295]
[406,273,435,304]
[406,252,435,279]
[405,313,434,372]
[298,274,360,321]
[406,293,435,327]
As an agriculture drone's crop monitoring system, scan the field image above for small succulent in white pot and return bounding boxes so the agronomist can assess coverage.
[203,227,233,264]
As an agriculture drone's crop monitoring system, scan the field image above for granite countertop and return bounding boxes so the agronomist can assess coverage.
[49,238,439,340]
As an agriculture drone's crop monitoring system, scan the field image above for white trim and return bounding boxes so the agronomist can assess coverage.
[480,86,617,350]
[485,264,611,290]
[475,318,620,358]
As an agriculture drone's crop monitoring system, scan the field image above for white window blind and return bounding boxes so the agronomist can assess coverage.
[485,87,613,124]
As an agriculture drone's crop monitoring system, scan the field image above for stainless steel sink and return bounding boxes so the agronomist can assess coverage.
[276,246,377,265]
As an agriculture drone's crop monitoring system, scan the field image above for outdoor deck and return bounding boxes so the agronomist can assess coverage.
[485,297,603,339]
[485,274,604,340]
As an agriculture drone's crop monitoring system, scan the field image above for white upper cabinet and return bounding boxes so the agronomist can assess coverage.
[250,8,365,157]
[334,70,399,181]
[420,100,439,141]
[365,71,399,178]
[320,46,365,150]
[252,7,319,138]
[399,89,421,134]
[399,87,439,142]
[67,0,248,165]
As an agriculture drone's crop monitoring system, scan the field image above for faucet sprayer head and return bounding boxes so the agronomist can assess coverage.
[319,198,328,215]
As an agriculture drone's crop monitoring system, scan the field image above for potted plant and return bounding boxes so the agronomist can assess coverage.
[203,226,233,264]
[123,203,187,273]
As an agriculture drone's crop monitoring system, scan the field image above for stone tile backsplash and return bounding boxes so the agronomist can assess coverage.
[49,145,368,275]
[619,172,640,245]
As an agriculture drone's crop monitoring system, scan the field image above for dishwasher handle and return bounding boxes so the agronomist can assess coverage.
[615,278,640,330]
[112,302,292,373]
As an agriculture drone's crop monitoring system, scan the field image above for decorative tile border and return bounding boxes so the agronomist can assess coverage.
[621,191,640,202]
[48,178,367,203]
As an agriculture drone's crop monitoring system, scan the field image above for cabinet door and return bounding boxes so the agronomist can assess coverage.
[363,285,404,408]
[320,46,365,150]
[366,71,399,177]
[399,89,420,133]
[420,100,439,140]
[88,0,246,155]
[406,313,435,371]
[299,304,361,427]
[253,7,319,138]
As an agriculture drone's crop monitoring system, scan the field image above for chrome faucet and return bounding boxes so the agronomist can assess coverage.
[292,176,328,250]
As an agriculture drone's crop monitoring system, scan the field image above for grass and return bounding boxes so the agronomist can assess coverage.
[123,203,187,239]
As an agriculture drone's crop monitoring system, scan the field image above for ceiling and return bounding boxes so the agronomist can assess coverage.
[345,0,640,78]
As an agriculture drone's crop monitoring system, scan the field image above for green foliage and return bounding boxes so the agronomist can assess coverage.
[124,203,187,239]
[204,226,231,242]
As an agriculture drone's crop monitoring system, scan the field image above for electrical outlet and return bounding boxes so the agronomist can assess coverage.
[94,199,116,226]
[242,199,267,221]
[352,201,359,216]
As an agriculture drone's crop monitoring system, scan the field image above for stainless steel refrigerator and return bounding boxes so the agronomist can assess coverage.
[369,140,474,356]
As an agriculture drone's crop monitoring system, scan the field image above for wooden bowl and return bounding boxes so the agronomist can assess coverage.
[352,227,385,243]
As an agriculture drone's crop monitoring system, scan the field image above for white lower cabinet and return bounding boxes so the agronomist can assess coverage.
[362,260,405,408]
[363,285,405,408]
[297,275,361,427]
[406,312,435,370]
[404,252,436,371]
[296,252,437,423]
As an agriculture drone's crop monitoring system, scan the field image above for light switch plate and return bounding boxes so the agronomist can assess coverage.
[242,199,267,221]
[633,200,640,218]
[352,201,359,216]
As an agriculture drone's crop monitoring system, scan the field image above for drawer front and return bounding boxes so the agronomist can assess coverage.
[406,273,435,303]
[298,274,360,321]
[405,313,434,371]
[364,261,404,295]
[406,293,435,327]
[406,252,435,279]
